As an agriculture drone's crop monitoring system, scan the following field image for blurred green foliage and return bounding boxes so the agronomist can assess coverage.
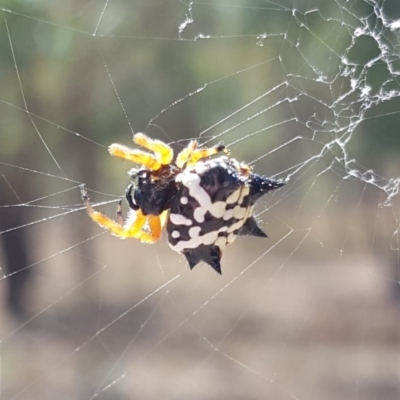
[1,0,399,187]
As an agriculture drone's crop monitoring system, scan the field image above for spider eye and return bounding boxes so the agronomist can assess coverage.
[138,170,151,186]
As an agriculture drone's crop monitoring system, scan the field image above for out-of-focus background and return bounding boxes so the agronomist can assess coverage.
[1,1,400,399]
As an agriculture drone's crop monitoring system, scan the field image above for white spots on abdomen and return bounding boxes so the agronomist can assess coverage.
[177,172,210,223]
[209,201,227,218]
[227,233,237,244]
[170,163,254,254]
[238,186,250,205]
[170,226,223,252]
[227,219,245,233]
[178,171,230,223]
[233,205,247,220]
[215,236,227,251]
[223,209,234,220]
[188,226,201,238]
[226,188,241,204]
[170,213,192,226]
[194,161,209,175]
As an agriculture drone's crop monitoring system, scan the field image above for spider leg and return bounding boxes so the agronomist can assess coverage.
[123,211,160,243]
[80,185,158,243]
[116,199,124,225]
[141,209,169,243]
[109,144,161,170]
[176,141,228,168]
[133,133,174,165]
[187,141,227,166]
[175,141,198,169]
[159,209,169,228]
[146,215,162,242]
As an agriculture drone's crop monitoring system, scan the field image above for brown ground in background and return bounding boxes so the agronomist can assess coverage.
[1,233,399,400]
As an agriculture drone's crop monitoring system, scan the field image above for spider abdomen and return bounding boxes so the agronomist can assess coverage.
[166,157,270,274]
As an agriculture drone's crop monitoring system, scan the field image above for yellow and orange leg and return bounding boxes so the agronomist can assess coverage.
[145,215,162,243]
[133,133,173,165]
[108,144,161,170]
[176,140,228,168]
[80,185,160,243]
[175,140,198,169]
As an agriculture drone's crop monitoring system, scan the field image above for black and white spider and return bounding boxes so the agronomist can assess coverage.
[81,133,285,274]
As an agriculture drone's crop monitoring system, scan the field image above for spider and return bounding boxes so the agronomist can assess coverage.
[81,133,285,274]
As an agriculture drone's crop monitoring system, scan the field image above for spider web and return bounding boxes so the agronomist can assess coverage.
[1,1,400,399]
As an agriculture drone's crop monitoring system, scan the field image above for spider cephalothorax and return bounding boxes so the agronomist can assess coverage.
[125,166,177,215]
[81,133,285,274]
